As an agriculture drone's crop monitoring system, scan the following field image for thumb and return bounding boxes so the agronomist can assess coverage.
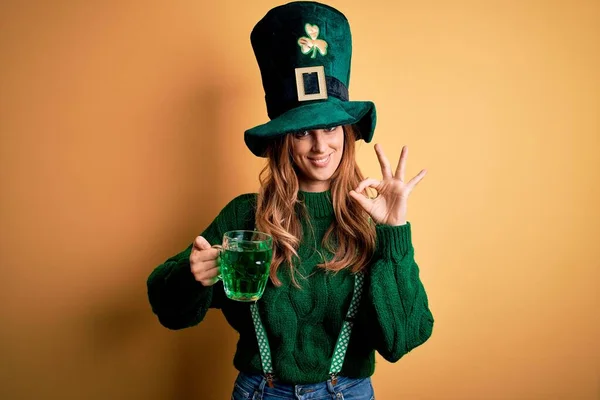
[194,235,212,251]
[349,190,372,213]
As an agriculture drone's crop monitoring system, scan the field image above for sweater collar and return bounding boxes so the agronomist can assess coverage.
[298,190,334,218]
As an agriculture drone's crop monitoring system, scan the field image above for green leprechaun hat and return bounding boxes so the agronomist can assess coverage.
[244,1,376,157]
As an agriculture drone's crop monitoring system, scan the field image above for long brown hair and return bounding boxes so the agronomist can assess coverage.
[255,124,376,287]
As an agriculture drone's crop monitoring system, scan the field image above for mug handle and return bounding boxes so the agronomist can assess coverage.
[211,244,223,282]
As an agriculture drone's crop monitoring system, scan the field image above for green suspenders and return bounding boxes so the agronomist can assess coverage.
[249,272,365,387]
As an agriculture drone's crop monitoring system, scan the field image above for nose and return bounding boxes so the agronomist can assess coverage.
[311,131,327,153]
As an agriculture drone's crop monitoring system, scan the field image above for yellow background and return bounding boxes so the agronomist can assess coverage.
[1,0,598,399]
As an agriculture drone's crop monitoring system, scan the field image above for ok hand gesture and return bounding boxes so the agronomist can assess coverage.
[349,145,427,226]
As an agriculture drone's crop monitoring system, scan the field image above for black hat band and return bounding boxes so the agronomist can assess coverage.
[265,72,349,119]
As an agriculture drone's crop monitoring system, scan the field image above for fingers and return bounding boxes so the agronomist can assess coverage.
[193,235,212,251]
[190,255,220,286]
[193,263,220,287]
[190,256,219,273]
[191,248,219,263]
[349,190,373,213]
[407,168,427,189]
[374,144,393,179]
[394,145,408,181]
[190,235,221,286]
[192,236,219,260]
[355,178,381,194]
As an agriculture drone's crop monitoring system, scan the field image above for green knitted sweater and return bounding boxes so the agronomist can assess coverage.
[147,191,433,384]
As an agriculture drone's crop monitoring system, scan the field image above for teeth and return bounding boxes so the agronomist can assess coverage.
[311,155,330,164]
[311,155,329,160]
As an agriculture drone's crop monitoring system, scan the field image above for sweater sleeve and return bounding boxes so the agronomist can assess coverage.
[366,222,434,362]
[146,194,256,330]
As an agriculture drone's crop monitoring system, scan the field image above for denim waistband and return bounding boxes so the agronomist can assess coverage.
[234,371,373,399]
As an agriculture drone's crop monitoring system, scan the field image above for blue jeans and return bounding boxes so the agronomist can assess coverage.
[231,372,376,400]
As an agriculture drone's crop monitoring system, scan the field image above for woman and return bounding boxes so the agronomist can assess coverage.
[147,2,434,399]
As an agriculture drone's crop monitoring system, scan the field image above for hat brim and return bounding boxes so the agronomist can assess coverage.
[244,98,376,157]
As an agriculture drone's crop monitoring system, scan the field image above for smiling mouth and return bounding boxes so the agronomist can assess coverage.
[307,154,331,166]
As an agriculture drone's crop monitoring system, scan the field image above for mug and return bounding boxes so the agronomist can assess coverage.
[212,230,273,302]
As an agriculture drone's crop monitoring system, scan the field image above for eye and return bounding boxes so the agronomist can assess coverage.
[324,126,339,133]
[293,130,310,139]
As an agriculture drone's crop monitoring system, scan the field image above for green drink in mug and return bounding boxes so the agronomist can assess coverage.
[212,230,273,302]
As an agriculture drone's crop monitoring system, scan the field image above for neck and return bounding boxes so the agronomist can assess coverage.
[298,181,331,192]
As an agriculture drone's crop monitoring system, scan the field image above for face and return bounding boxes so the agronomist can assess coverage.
[290,125,344,192]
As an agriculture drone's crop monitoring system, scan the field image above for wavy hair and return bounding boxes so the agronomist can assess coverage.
[255,124,376,287]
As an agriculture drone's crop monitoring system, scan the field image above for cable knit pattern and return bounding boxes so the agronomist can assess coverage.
[147,191,434,384]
